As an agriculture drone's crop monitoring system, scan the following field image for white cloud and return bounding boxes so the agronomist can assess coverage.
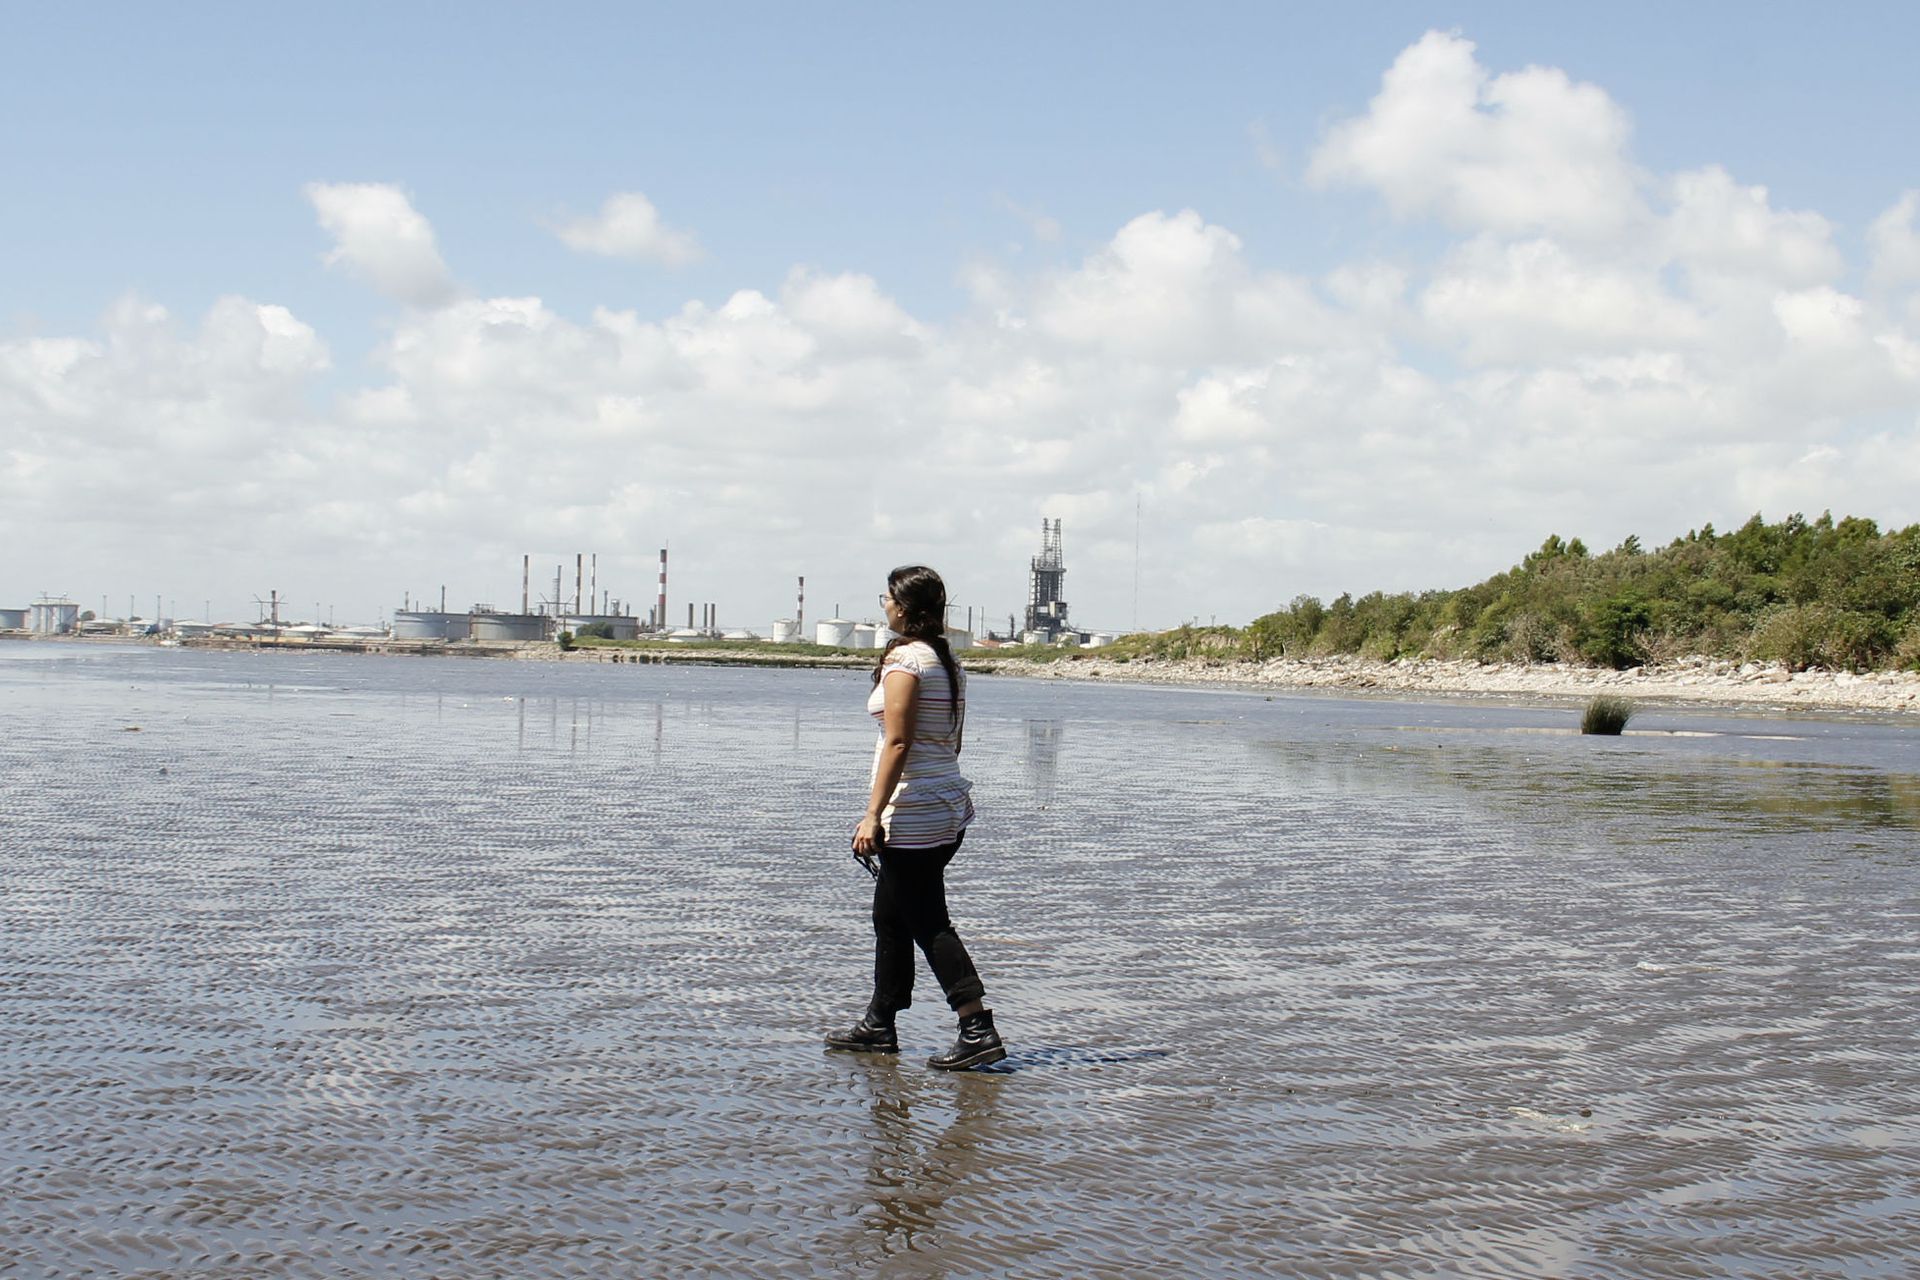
[780,268,927,357]
[1773,286,1866,349]
[553,192,700,265]
[1034,210,1246,355]
[1663,166,1841,290]
[6,33,1919,631]
[1307,30,1646,239]
[1173,369,1273,444]
[1031,209,1348,363]
[1868,191,1920,296]
[1421,236,1699,365]
[305,182,458,308]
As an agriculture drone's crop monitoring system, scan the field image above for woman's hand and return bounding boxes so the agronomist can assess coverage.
[852,814,884,856]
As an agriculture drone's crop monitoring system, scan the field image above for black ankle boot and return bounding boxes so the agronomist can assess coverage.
[928,1009,1005,1070]
[825,1008,898,1054]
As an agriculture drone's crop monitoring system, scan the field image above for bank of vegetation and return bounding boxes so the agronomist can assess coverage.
[1102,513,1920,673]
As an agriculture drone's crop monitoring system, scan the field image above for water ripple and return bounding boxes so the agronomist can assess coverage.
[1,647,1916,1278]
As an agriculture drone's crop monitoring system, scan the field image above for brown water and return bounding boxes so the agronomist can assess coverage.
[3,644,1917,1278]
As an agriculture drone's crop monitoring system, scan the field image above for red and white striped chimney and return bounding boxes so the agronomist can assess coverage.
[657,548,668,632]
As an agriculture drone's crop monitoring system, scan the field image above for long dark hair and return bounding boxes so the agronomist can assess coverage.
[874,564,963,725]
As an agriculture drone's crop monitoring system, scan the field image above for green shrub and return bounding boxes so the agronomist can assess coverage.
[1581,696,1634,735]
[1578,595,1651,669]
[1746,605,1893,672]
[1358,629,1402,662]
[1896,622,1920,672]
[1499,611,1562,663]
[574,621,615,640]
[557,629,575,651]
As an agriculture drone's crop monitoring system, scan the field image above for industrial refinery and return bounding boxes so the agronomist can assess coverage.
[4,519,1121,651]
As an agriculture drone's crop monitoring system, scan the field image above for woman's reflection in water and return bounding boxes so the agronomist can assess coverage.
[850,1060,1006,1258]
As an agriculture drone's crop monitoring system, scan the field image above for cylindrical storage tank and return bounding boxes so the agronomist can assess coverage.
[851,623,877,649]
[29,601,79,634]
[815,618,854,648]
[771,618,800,643]
[392,610,469,641]
[0,608,27,629]
[468,612,548,642]
[873,625,896,648]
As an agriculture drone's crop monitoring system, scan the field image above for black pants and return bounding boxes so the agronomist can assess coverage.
[871,833,985,1016]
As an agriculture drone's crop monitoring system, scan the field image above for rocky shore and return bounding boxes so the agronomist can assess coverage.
[971,653,1920,714]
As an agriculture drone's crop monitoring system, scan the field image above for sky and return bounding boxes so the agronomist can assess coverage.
[4,2,1918,630]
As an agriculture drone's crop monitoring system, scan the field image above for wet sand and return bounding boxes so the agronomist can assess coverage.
[3,646,1916,1277]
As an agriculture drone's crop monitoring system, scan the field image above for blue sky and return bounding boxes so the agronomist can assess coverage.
[4,4,1918,626]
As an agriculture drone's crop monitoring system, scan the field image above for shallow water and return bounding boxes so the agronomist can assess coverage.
[3,643,1917,1278]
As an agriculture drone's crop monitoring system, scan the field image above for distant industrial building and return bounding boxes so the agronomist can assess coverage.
[0,607,27,630]
[29,599,79,636]
[1024,519,1069,643]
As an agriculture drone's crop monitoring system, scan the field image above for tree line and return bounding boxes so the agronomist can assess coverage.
[1114,513,1920,672]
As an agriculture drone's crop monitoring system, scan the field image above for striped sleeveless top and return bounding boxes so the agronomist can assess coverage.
[866,640,975,848]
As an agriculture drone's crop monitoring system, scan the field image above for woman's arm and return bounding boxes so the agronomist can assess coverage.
[853,670,919,855]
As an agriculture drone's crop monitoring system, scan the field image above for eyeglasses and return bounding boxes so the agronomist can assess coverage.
[878,594,894,608]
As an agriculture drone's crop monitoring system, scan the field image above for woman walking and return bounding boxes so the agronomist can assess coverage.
[826,565,1006,1070]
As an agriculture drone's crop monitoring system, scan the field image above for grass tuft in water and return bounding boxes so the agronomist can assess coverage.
[1580,695,1634,735]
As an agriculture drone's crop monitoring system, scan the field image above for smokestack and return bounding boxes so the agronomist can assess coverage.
[575,554,583,614]
[590,554,597,617]
[657,549,667,633]
[798,575,805,634]
[688,602,694,629]
[522,555,529,614]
